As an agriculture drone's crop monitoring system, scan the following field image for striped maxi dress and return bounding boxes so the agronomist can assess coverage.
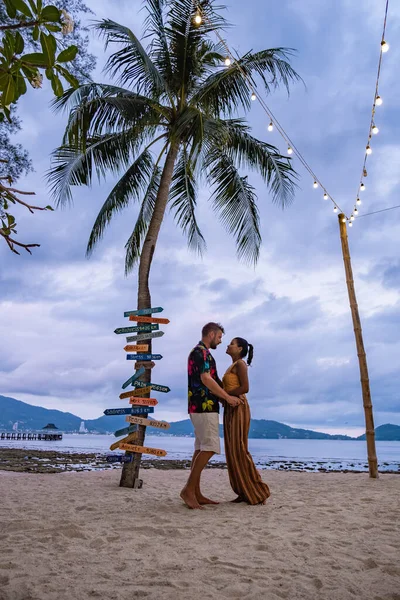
[222,362,271,505]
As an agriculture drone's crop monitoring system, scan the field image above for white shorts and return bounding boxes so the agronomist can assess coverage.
[190,412,221,454]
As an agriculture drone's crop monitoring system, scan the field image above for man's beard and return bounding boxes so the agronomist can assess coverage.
[210,342,218,350]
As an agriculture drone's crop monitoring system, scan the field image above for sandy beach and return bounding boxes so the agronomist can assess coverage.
[0,469,399,600]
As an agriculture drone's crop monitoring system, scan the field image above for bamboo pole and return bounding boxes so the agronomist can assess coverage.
[338,214,378,478]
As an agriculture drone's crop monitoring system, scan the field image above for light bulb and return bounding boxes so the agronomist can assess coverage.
[333,206,338,213]
[342,217,346,223]
[224,57,231,66]
[375,95,383,106]
[268,121,273,132]
[251,92,256,101]
[363,168,368,177]
[366,145,372,155]
[287,146,293,155]
[349,221,353,227]
[356,198,361,205]
[323,193,328,200]
[194,13,202,24]
[360,183,365,191]
[381,40,389,53]
[350,215,355,221]
[313,181,318,189]
[372,124,379,135]
[354,208,358,215]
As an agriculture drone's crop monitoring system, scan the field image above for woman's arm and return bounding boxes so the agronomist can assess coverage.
[228,360,249,396]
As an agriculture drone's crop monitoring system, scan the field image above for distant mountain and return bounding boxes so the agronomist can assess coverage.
[1,394,399,440]
[357,424,400,442]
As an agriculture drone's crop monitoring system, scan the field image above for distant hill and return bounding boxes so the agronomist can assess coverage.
[1,394,399,440]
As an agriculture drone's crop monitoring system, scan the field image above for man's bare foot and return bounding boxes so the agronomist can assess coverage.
[231,496,245,503]
[197,495,219,505]
[180,488,203,509]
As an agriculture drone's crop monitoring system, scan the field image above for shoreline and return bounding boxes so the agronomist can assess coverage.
[1,448,399,474]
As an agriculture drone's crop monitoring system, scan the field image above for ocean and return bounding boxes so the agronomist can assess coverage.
[1,434,399,472]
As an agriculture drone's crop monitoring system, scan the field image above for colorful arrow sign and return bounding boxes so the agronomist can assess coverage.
[135,361,156,370]
[126,331,165,343]
[124,307,163,317]
[114,424,137,438]
[126,354,162,361]
[104,407,153,416]
[106,454,133,463]
[119,443,167,457]
[125,415,170,429]
[129,397,158,406]
[124,344,149,352]
[121,367,145,390]
[115,324,159,335]
[110,431,138,451]
[133,381,170,393]
[120,386,152,399]
[129,316,170,324]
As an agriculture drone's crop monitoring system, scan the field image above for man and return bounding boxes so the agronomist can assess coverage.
[180,322,241,509]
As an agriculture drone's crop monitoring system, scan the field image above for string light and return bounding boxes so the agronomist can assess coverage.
[323,193,328,200]
[313,181,318,189]
[366,145,372,155]
[375,95,383,106]
[354,208,359,215]
[251,92,256,101]
[348,221,353,227]
[224,57,231,66]
[342,216,346,223]
[287,146,293,155]
[268,121,273,132]
[194,12,202,24]
[360,183,366,191]
[356,198,361,205]
[381,40,389,52]
[372,124,379,134]
[350,215,355,221]
[333,206,338,213]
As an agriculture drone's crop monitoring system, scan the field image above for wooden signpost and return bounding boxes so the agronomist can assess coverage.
[126,331,164,343]
[121,367,145,390]
[129,315,170,324]
[119,443,167,457]
[125,415,170,430]
[120,386,152,399]
[114,424,137,438]
[134,361,156,370]
[134,381,170,393]
[124,344,149,352]
[126,353,162,361]
[115,324,159,335]
[124,307,163,317]
[129,397,158,406]
[110,431,138,451]
[104,406,154,416]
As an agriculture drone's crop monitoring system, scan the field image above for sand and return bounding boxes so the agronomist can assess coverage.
[0,468,399,600]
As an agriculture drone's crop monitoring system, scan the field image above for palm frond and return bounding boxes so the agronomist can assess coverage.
[143,0,174,86]
[94,19,166,98]
[124,164,162,274]
[208,151,261,265]
[87,149,156,255]
[169,147,206,255]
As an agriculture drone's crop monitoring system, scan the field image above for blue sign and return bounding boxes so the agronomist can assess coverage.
[134,381,170,393]
[124,307,163,317]
[104,406,154,416]
[106,454,133,463]
[115,324,159,335]
[114,425,138,438]
[121,366,145,389]
[126,354,162,361]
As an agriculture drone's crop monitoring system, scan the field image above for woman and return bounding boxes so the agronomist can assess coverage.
[222,338,270,505]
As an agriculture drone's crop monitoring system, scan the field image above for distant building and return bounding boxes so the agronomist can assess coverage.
[79,421,88,433]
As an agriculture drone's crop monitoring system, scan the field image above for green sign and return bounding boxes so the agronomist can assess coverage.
[124,307,163,317]
[134,381,170,393]
[114,324,159,335]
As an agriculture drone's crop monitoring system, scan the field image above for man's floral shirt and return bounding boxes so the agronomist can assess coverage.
[188,341,222,414]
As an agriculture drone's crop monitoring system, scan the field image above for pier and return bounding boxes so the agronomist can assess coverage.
[0,431,63,441]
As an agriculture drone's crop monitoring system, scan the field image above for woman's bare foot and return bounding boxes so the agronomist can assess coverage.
[180,488,203,509]
[197,495,219,505]
[231,496,245,503]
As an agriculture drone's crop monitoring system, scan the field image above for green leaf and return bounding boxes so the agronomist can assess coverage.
[10,0,32,18]
[16,72,27,97]
[4,0,17,18]
[21,64,37,78]
[45,67,53,80]
[7,214,16,226]
[50,73,63,96]
[40,32,56,66]
[45,24,62,32]
[3,32,16,60]
[14,32,25,54]
[55,65,78,88]
[57,45,78,63]
[27,0,37,13]
[33,25,40,41]
[41,5,61,22]
[3,75,16,106]
[21,52,48,67]
[45,205,54,211]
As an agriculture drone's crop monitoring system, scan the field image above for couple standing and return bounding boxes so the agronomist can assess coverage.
[180,322,270,509]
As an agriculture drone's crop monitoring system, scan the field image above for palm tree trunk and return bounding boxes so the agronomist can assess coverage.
[120,143,179,488]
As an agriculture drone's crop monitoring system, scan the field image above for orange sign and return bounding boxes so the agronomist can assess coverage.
[128,316,170,324]
[129,397,158,406]
[135,361,155,370]
[119,443,167,457]
[109,431,138,451]
[125,415,170,429]
[120,386,151,399]
[124,344,149,352]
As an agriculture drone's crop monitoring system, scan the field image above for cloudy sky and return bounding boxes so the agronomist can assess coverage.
[1,0,399,436]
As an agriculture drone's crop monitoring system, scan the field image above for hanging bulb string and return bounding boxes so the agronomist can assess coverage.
[355,204,400,219]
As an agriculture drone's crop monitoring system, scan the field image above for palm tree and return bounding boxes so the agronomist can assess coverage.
[48,0,301,487]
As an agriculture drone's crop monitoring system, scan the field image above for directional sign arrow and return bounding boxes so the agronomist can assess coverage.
[115,324,159,335]
[124,307,163,317]
[124,344,149,352]
[110,431,138,451]
[104,406,154,416]
[133,381,170,393]
[120,386,152,399]
[106,454,133,463]
[121,367,145,390]
[129,316,170,324]
[126,354,162,361]
[129,397,158,406]
[119,443,167,457]
[114,424,137,438]
[126,331,165,343]
[125,415,170,429]
[135,361,156,370]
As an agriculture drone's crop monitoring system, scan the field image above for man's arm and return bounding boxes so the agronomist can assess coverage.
[200,373,242,406]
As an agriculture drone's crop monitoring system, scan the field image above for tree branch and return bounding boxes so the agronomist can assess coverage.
[0,21,39,31]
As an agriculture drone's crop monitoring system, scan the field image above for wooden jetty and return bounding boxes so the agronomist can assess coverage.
[0,431,63,441]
